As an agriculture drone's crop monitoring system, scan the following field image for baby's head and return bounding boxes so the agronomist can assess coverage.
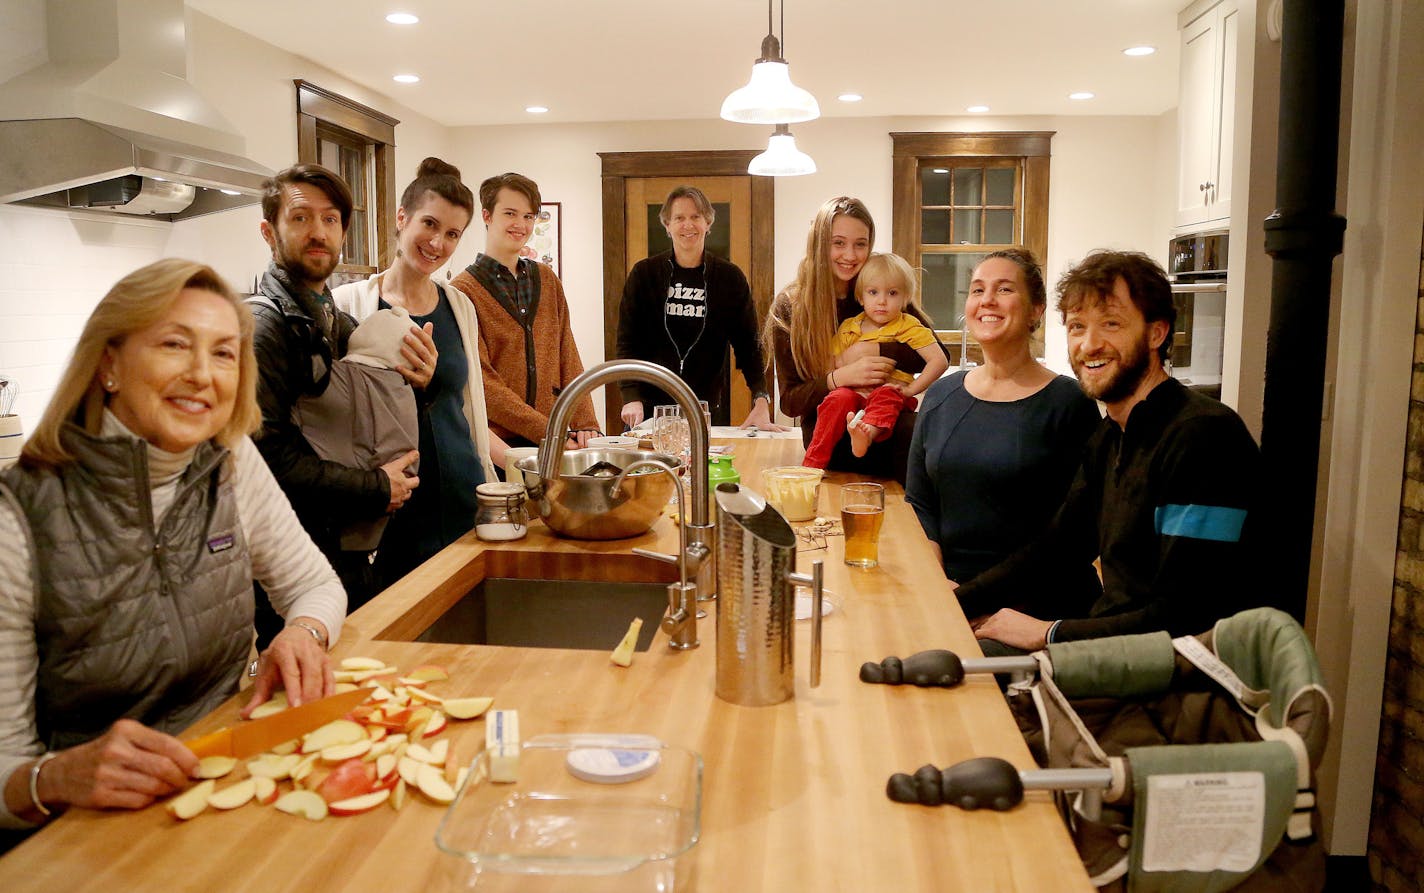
[855,253,925,326]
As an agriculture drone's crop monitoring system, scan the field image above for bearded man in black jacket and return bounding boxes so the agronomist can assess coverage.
[248,164,433,639]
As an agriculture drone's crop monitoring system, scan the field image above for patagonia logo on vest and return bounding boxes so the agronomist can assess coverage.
[207,533,236,554]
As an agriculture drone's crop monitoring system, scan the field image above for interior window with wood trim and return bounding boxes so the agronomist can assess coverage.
[294,79,400,288]
[891,132,1053,365]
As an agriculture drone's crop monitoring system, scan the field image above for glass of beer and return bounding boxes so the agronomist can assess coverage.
[841,482,885,568]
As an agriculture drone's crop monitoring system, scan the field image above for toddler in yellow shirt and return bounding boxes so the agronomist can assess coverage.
[803,253,949,468]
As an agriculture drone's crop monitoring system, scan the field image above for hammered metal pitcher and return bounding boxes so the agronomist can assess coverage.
[714,483,824,706]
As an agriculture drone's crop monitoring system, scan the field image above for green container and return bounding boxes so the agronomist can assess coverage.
[708,454,740,489]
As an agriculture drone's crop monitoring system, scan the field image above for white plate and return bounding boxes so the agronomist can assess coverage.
[795,591,837,621]
[587,436,640,448]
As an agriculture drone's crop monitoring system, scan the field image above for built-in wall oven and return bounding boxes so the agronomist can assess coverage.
[1167,230,1228,399]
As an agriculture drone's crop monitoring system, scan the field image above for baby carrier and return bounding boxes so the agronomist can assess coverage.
[868,607,1330,892]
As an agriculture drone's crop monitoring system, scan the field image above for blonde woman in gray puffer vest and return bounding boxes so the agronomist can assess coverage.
[0,259,345,838]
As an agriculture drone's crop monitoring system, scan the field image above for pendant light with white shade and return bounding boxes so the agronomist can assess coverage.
[748,124,816,177]
[720,0,819,124]
[722,0,819,176]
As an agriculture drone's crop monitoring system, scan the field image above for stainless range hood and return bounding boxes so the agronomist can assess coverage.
[0,0,273,221]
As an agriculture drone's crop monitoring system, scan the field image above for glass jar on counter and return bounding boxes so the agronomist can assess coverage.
[474,482,529,541]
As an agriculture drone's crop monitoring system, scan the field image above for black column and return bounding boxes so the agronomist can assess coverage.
[1259,1,1348,619]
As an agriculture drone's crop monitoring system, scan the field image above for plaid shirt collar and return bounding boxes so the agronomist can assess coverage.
[472,253,536,314]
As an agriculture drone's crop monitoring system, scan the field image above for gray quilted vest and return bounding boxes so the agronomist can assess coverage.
[0,426,254,750]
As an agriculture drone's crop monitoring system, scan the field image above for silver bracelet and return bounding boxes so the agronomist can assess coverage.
[29,751,58,817]
[287,620,328,651]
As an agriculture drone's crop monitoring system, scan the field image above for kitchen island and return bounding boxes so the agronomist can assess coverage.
[0,437,1092,892]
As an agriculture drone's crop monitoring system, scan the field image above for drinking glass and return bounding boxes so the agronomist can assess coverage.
[840,482,886,568]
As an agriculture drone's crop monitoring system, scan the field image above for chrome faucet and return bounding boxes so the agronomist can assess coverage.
[536,360,711,650]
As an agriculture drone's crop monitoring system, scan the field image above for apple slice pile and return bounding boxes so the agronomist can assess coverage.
[165,658,490,823]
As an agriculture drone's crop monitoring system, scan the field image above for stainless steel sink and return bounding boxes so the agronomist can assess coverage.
[416,577,665,652]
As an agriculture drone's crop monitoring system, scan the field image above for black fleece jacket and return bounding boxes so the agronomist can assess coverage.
[615,250,768,414]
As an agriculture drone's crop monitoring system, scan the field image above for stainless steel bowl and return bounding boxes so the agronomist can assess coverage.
[517,448,682,540]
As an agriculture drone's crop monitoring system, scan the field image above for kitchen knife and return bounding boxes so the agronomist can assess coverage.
[184,688,372,759]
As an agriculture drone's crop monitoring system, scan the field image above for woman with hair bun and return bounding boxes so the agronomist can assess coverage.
[334,157,502,587]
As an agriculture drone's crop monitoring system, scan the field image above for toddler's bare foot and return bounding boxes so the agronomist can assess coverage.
[847,412,880,457]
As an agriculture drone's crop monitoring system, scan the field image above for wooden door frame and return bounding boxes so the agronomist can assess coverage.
[599,150,774,426]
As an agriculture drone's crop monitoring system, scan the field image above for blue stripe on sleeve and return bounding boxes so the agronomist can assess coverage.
[1154,504,1248,542]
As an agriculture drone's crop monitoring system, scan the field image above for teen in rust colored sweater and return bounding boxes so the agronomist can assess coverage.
[450,172,599,448]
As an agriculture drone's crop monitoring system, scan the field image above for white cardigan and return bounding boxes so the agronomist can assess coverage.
[333,273,499,483]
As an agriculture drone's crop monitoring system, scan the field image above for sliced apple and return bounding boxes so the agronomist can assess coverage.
[417,763,456,804]
[249,693,289,720]
[375,754,398,783]
[301,719,366,753]
[405,743,439,765]
[195,756,237,779]
[421,710,448,739]
[275,789,328,821]
[329,788,391,816]
[339,656,387,671]
[396,676,428,688]
[316,758,374,803]
[289,752,320,785]
[406,687,444,706]
[247,753,300,780]
[334,682,360,694]
[269,738,299,756]
[442,697,493,720]
[397,756,423,787]
[391,778,407,810]
[455,766,470,792]
[429,739,449,767]
[367,683,394,703]
[349,666,396,683]
[611,616,644,667]
[253,776,278,805]
[366,726,388,744]
[320,740,372,763]
[405,706,434,735]
[207,778,256,810]
[406,664,449,683]
[164,780,215,820]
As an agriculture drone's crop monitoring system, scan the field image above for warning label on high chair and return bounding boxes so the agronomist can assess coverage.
[1140,772,1264,873]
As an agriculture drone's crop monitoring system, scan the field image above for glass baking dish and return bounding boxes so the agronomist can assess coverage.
[435,735,703,891]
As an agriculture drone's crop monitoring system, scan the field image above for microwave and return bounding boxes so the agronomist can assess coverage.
[1168,231,1229,282]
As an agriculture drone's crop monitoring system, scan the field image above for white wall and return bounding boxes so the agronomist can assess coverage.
[448,112,1173,425]
[0,9,455,435]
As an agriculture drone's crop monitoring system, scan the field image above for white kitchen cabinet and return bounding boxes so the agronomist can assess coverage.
[1176,0,1238,229]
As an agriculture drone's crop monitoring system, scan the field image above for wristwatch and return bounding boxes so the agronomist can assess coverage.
[288,620,328,650]
[752,390,771,405]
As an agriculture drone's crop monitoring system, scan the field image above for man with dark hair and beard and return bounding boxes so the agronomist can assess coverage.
[953,250,1261,653]
[249,164,435,640]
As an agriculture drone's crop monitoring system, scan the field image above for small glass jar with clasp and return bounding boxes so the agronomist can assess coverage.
[474,482,528,542]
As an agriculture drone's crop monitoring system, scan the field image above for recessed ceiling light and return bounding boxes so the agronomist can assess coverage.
[393,74,420,84]
[219,189,241,196]
[1123,45,1156,57]
[526,106,549,114]
[1069,91,1095,100]
[837,93,863,103]
[931,168,949,174]
[386,13,418,25]
[967,105,989,113]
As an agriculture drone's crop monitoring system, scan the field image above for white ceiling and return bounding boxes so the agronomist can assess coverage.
[187,0,1186,127]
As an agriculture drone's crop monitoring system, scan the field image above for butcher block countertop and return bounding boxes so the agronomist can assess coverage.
[0,438,1092,892]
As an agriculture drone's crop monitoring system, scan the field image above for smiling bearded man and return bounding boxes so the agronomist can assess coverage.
[950,250,1264,655]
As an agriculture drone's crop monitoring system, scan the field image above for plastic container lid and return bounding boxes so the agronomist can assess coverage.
[566,745,662,785]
